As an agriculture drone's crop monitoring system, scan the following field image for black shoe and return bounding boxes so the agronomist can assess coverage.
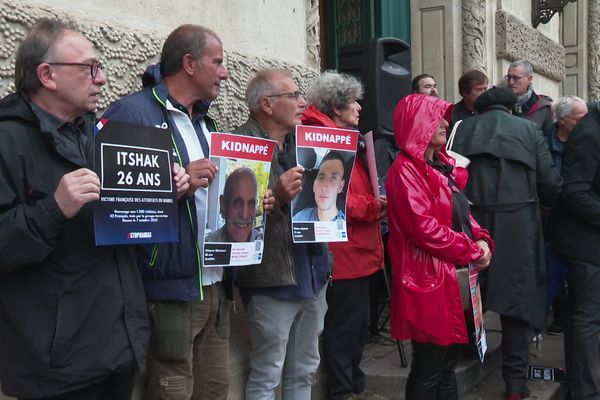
[353,383,365,395]
[546,321,564,335]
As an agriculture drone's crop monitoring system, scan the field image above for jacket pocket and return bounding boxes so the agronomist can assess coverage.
[214,286,230,340]
[400,268,445,292]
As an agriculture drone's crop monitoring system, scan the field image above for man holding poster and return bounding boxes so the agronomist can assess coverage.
[103,25,234,400]
[233,69,331,400]
[0,20,151,399]
[294,150,347,222]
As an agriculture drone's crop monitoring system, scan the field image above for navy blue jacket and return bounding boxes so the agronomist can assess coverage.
[103,65,219,301]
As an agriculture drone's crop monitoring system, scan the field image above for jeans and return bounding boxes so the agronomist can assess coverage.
[145,284,229,400]
[564,259,600,400]
[245,284,328,400]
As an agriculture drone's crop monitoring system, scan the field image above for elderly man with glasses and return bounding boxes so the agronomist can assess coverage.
[506,59,554,135]
[0,19,168,399]
[549,99,600,400]
[542,96,588,339]
[232,68,331,400]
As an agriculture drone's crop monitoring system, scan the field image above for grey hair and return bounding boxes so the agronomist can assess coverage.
[553,95,586,122]
[509,59,533,76]
[307,70,364,118]
[245,68,293,114]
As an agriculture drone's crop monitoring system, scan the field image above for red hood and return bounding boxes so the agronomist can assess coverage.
[301,104,338,128]
[394,94,452,166]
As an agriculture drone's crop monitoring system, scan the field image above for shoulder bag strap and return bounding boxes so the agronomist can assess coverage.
[446,119,463,152]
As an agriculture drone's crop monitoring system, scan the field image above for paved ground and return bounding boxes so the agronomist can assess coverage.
[0,312,572,400]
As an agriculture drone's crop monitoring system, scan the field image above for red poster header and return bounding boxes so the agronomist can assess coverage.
[296,125,359,151]
[210,132,276,162]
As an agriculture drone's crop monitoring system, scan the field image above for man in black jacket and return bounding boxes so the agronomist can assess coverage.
[0,20,153,399]
[451,87,562,400]
[550,101,600,400]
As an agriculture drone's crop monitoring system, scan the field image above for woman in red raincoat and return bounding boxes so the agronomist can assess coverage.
[302,71,386,400]
[385,94,494,399]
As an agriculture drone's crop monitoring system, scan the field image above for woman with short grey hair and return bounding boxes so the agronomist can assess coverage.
[306,70,364,127]
[302,71,386,400]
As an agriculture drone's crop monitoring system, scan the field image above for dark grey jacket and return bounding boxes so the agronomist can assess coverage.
[0,92,148,398]
[232,117,296,287]
[550,103,600,263]
[452,105,562,327]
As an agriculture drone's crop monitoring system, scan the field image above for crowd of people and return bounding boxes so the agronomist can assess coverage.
[0,19,599,400]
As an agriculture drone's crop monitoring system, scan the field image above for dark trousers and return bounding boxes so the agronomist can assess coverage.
[564,259,600,400]
[323,276,371,400]
[19,370,136,400]
[405,341,461,400]
[499,315,530,393]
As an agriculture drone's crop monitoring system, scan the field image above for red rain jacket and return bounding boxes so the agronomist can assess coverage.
[301,105,384,280]
[385,95,493,345]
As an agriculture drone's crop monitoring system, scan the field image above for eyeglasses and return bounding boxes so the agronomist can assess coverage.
[505,74,527,82]
[44,61,104,79]
[265,91,303,100]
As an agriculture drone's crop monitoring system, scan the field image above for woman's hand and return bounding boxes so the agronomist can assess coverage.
[474,240,491,270]
[378,196,387,220]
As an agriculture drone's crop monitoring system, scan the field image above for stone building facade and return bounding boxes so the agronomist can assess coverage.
[410,0,599,102]
[0,0,321,130]
[1,1,598,399]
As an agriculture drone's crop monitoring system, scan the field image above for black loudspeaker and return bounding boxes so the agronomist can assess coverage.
[338,38,411,136]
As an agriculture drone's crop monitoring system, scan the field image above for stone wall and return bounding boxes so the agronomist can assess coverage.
[0,0,320,131]
[495,9,565,82]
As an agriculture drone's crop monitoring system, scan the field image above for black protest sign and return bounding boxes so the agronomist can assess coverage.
[93,119,178,245]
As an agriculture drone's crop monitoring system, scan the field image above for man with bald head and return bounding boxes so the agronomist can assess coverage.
[0,19,152,399]
[207,167,260,242]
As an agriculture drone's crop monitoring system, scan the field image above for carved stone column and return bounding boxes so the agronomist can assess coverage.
[462,0,487,74]
[589,0,600,99]
[305,0,321,70]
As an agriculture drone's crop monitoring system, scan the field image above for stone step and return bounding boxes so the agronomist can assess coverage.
[357,316,502,399]
[353,312,567,400]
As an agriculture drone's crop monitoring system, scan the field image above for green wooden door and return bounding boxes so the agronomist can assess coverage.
[322,0,410,70]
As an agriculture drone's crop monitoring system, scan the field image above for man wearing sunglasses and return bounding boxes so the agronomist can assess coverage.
[0,20,152,399]
[506,59,554,135]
